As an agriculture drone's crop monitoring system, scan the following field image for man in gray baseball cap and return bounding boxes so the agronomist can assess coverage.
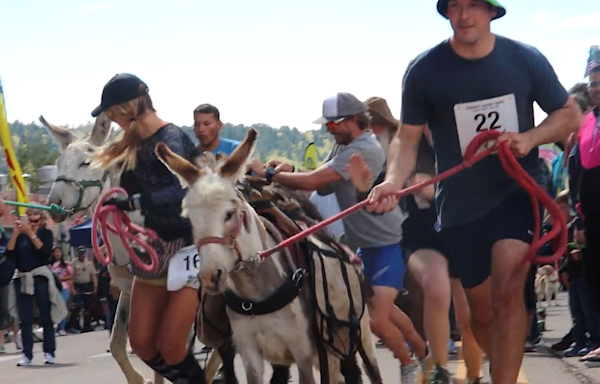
[250,93,421,381]
[313,92,367,124]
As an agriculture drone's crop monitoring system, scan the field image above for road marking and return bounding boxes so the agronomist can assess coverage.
[0,355,21,363]
[453,341,529,384]
[88,351,138,359]
[88,351,208,362]
[88,352,114,359]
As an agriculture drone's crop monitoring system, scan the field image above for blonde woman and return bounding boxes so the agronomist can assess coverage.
[90,73,204,382]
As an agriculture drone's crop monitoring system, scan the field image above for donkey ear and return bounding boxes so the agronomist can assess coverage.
[87,113,112,146]
[39,115,79,150]
[218,129,258,182]
[155,142,202,187]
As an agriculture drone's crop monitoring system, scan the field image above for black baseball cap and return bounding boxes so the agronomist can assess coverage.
[91,73,148,117]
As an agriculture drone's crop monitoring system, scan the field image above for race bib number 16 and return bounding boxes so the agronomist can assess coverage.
[453,94,519,155]
[167,245,200,292]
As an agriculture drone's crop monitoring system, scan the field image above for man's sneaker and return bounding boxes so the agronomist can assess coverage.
[524,341,535,353]
[419,353,433,377]
[44,352,55,365]
[57,330,67,337]
[0,345,6,354]
[401,360,421,384]
[427,364,451,384]
[17,355,32,367]
[564,346,586,357]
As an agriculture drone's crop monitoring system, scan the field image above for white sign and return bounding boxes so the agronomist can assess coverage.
[454,94,519,155]
[167,245,200,292]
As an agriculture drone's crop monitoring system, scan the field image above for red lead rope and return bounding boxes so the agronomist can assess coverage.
[258,130,568,266]
[92,188,160,273]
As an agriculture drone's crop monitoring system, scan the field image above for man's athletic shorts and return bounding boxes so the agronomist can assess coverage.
[439,188,537,289]
[357,243,406,291]
[402,221,458,279]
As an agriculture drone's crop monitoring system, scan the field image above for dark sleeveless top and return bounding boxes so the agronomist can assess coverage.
[120,124,200,242]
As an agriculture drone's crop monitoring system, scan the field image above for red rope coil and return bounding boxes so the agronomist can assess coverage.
[91,188,160,273]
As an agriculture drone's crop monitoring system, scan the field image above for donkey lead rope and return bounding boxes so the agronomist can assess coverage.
[91,187,160,273]
[258,130,568,266]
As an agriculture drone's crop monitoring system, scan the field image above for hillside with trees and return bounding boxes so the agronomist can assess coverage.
[0,120,334,192]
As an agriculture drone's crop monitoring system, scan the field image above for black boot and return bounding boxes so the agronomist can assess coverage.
[143,353,169,374]
[146,352,206,384]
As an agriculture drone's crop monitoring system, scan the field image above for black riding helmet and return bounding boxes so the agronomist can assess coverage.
[437,0,506,20]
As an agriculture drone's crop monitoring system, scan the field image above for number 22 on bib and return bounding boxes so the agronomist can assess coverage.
[454,94,519,155]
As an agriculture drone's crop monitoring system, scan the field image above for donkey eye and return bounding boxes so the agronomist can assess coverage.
[225,210,235,221]
[80,161,90,168]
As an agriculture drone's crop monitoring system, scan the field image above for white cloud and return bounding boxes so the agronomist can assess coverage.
[551,12,600,30]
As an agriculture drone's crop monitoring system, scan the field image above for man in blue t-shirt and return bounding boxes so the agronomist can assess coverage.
[368,0,581,382]
[193,104,240,157]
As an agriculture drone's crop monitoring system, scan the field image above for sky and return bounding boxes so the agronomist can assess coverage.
[1,0,598,132]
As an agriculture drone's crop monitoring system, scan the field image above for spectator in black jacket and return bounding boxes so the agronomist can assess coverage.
[6,208,55,366]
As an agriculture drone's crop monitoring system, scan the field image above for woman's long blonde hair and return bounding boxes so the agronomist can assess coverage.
[92,84,155,171]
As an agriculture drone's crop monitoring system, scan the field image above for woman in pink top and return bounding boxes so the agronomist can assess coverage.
[50,247,72,336]
[577,67,600,307]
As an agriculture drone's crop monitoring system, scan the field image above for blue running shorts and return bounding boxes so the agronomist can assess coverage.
[357,243,406,292]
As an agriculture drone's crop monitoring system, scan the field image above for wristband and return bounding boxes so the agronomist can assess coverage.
[266,167,277,184]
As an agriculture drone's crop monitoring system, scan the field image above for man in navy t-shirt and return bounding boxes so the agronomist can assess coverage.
[192,103,240,157]
[368,0,581,382]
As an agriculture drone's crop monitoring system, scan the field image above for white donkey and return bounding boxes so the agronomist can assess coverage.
[42,114,163,384]
[156,129,381,384]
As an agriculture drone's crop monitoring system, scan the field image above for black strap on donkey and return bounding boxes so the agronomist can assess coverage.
[224,268,306,316]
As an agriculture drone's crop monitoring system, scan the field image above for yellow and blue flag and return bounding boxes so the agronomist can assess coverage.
[0,75,29,215]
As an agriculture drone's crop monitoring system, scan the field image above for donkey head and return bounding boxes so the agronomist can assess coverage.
[156,129,260,294]
[43,113,112,222]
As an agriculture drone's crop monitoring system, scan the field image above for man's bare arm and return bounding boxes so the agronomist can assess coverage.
[271,165,343,191]
[385,123,426,188]
[524,96,581,147]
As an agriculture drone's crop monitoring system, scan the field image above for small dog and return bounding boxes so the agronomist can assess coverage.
[536,265,560,307]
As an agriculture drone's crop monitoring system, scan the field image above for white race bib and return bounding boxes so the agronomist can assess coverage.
[167,245,200,292]
[454,94,519,155]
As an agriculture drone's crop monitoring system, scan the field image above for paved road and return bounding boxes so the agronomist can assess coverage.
[1,292,596,383]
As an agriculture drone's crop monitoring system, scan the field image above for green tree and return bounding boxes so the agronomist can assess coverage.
[2,119,334,189]
[0,123,60,193]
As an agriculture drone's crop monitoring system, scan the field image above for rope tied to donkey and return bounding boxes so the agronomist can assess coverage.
[258,130,568,266]
[91,187,159,273]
